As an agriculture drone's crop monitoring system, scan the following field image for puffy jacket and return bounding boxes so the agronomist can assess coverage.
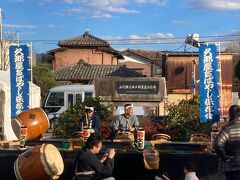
[214,121,240,172]
[74,147,114,180]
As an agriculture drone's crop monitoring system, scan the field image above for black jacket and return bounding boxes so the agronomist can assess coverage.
[75,147,114,180]
[214,121,240,172]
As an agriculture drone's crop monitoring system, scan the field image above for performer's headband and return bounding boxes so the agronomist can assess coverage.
[85,106,94,112]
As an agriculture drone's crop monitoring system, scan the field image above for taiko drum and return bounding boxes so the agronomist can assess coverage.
[11,108,50,140]
[14,143,64,180]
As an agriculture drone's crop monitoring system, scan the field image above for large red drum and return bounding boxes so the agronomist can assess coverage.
[11,108,50,140]
[14,143,64,180]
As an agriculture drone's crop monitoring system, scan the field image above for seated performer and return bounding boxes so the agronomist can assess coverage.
[75,106,100,134]
[113,104,139,135]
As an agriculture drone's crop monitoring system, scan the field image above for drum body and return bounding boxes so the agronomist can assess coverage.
[115,131,134,142]
[11,108,50,140]
[14,143,64,180]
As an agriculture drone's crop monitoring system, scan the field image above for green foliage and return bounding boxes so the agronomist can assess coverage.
[33,63,57,98]
[165,95,212,141]
[55,97,114,138]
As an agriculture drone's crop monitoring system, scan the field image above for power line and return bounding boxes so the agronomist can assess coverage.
[18,34,240,43]
[20,39,240,46]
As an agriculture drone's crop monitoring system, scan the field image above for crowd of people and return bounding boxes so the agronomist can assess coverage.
[71,102,240,180]
[73,103,139,180]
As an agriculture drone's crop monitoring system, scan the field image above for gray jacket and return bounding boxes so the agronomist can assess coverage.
[113,114,139,132]
[214,121,240,172]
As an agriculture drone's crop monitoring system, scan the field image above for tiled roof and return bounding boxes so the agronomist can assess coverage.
[58,31,109,47]
[123,49,163,60]
[122,49,163,66]
[55,60,144,81]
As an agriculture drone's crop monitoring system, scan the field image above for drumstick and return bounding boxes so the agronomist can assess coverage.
[81,122,83,132]
[162,174,170,180]
[85,113,88,127]
[126,119,131,130]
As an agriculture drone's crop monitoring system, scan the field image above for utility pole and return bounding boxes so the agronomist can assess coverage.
[0,8,3,70]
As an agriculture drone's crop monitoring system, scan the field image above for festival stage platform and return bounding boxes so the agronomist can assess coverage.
[0,140,226,180]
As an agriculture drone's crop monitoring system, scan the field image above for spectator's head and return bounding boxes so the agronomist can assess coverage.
[85,133,103,154]
[229,105,240,122]
[183,162,196,174]
[124,104,134,116]
[85,106,94,117]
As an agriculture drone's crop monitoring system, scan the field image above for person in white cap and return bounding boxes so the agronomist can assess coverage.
[113,103,139,135]
[77,106,100,134]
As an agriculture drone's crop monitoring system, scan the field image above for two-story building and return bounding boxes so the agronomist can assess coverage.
[48,31,123,70]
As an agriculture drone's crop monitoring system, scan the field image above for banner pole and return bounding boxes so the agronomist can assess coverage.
[217,42,223,122]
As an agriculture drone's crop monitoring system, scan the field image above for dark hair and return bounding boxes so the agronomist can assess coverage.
[184,162,195,172]
[229,105,240,122]
[85,133,103,149]
[124,104,131,108]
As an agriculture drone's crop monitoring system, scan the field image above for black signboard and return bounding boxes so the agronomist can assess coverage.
[116,81,159,94]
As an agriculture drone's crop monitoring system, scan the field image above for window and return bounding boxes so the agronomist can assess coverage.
[68,94,73,107]
[85,92,93,98]
[76,94,82,104]
[46,92,64,106]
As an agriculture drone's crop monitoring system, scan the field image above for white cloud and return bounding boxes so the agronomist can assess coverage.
[90,13,113,19]
[98,32,176,45]
[63,0,75,4]
[135,0,168,5]
[3,24,38,29]
[187,0,240,11]
[64,8,86,14]
[38,0,54,5]
[39,0,167,19]
[60,0,140,20]
[171,19,192,25]
[47,24,56,28]
[7,0,24,2]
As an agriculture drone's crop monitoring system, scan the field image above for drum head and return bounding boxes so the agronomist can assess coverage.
[11,118,22,139]
[40,144,64,179]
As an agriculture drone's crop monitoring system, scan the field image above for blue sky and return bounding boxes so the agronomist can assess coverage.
[1,0,240,53]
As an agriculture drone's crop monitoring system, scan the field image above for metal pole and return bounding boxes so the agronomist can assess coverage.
[0,8,3,70]
[30,42,33,82]
[192,60,196,95]
[217,42,224,121]
[28,42,33,108]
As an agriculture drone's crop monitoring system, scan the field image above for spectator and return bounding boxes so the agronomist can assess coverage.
[73,133,115,180]
[214,105,240,180]
[183,162,199,180]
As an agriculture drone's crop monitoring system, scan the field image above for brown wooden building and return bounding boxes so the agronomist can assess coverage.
[48,31,123,70]
[163,52,233,117]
